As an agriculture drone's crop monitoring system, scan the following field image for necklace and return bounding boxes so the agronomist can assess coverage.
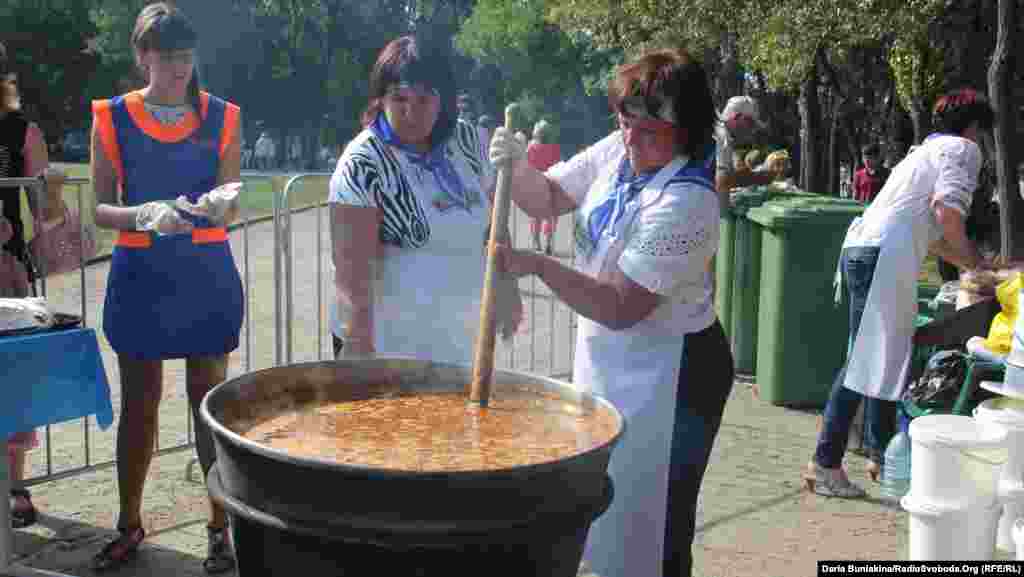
[144,101,189,126]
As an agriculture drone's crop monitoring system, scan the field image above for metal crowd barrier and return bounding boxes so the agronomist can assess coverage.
[7,169,579,488]
[272,173,578,378]
[5,175,265,487]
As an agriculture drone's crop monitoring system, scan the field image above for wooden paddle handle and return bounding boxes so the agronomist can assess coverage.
[470,105,519,407]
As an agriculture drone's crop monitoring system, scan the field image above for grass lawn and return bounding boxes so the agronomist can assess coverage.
[26,163,329,258]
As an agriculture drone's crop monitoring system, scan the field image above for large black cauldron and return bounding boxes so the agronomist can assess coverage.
[200,358,624,576]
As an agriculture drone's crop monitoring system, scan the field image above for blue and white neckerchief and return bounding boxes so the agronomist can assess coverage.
[370,112,475,213]
[586,157,657,245]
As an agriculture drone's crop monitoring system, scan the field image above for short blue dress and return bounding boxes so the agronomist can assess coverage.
[93,91,244,360]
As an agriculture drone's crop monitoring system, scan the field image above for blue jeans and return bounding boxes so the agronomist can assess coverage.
[814,246,898,468]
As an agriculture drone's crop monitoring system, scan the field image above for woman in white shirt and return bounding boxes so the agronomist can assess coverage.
[490,48,732,577]
[329,35,520,363]
[804,89,996,498]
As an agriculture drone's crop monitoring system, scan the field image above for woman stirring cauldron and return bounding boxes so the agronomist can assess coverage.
[328,35,520,362]
[490,47,733,577]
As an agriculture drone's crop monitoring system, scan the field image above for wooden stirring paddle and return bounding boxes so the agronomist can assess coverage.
[470,104,520,408]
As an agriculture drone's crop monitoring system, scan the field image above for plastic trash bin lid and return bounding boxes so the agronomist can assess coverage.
[745,198,864,228]
[729,189,769,214]
[909,413,1007,450]
[973,397,1024,431]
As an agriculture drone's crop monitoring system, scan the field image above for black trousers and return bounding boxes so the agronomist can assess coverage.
[664,319,734,577]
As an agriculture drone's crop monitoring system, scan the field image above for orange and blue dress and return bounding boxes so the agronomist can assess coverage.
[92,91,244,359]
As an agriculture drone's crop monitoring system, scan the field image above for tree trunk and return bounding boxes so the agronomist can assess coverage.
[828,102,841,197]
[799,60,822,193]
[987,0,1022,259]
[716,33,743,106]
[908,43,933,144]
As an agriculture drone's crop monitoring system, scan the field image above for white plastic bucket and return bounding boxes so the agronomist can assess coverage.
[902,494,1000,560]
[909,414,1008,507]
[997,483,1024,552]
[966,500,1002,560]
[1014,518,1024,560]
[975,397,1024,486]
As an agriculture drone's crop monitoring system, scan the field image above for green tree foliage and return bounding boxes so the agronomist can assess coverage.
[456,0,621,152]
[456,0,618,102]
[0,0,103,145]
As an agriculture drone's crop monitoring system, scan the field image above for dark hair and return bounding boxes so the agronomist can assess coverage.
[0,40,7,76]
[932,88,995,136]
[132,3,201,118]
[608,48,716,159]
[862,143,881,157]
[361,36,458,148]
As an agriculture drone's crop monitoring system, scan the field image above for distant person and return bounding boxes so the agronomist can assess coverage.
[1,39,92,531]
[526,119,561,255]
[714,96,782,202]
[852,142,889,204]
[254,131,274,171]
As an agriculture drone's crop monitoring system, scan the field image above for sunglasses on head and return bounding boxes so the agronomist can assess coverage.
[386,82,439,99]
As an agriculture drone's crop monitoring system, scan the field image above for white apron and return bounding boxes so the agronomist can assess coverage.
[372,202,491,365]
[841,217,930,401]
[574,158,689,577]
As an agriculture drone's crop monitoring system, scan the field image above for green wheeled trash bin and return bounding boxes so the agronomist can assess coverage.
[728,186,824,375]
[746,199,865,407]
[715,203,737,339]
[728,189,770,375]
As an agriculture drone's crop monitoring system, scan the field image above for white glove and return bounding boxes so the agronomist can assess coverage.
[0,297,53,332]
[489,127,528,168]
[135,202,193,235]
[176,182,243,225]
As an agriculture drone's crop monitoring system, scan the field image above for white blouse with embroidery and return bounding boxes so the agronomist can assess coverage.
[548,131,720,335]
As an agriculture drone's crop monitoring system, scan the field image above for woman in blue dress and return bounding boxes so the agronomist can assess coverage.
[88,3,242,573]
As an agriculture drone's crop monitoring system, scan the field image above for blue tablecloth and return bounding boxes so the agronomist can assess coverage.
[0,328,113,439]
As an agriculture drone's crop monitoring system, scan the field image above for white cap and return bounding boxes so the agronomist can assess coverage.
[722,96,767,129]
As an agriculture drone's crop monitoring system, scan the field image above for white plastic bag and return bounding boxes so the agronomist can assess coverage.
[934,280,960,308]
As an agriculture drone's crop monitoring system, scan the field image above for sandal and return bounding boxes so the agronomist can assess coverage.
[866,459,882,483]
[203,524,236,574]
[9,488,37,529]
[91,526,145,572]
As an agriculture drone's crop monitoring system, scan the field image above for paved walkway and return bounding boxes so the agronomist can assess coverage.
[8,200,999,576]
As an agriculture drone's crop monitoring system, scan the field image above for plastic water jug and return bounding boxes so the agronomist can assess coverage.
[881,430,912,501]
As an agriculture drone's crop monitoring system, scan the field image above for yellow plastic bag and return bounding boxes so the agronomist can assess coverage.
[983,272,1022,356]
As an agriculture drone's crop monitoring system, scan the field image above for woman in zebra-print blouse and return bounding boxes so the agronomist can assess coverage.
[327,35,521,364]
